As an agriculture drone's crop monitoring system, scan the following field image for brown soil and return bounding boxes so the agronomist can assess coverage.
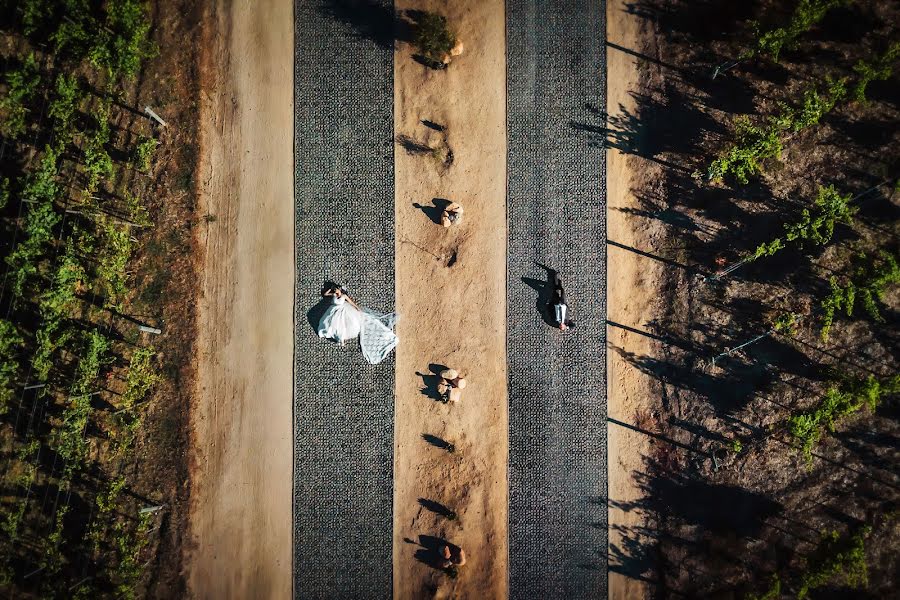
[184,1,294,598]
[130,2,205,596]
[611,0,899,597]
[606,2,660,599]
[393,1,508,598]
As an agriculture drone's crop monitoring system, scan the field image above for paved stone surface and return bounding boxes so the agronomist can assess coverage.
[506,1,609,598]
[293,1,394,598]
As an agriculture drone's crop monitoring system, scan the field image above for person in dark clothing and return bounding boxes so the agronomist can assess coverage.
[549,270,575,331]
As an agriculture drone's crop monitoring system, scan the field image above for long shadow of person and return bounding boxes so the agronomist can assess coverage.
[407,534,456,576]
[413,198,451,225]
[306,280,342,335]
[415,363,448,401]
[418,498,457,520]
[521,263,559,327]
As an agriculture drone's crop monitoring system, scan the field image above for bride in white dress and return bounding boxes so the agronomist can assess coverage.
[317,285,398,364]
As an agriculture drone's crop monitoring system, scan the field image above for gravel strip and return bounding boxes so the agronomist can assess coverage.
[506,1,609,598]
[293,1,394,598]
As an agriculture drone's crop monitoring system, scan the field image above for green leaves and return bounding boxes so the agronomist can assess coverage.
[781,76,847,132]
[851,41,900,103]
[750,0,850,62]
[82,101,114,197]
[97,219,134,308]
[133,135,157,172]
[789,375,900,462]
[797,526,871,599]
[90,0,156,80]
[48,73,81,146]
[0,52,41,138]
[0,2,163,593]
[6,146,62,298]
[0,320,23,415]
[413,12,457,65]
[750,184,855,263]
[709,77,848,184]
[707,115,783,183]
[820,251,900,340]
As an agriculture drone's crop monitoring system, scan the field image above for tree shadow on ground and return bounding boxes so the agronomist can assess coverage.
[612,345,772,416]
[320,0,412,48]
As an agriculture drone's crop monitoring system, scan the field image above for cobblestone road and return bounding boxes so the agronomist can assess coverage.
[293,1,394,598]
[506,1,609,598]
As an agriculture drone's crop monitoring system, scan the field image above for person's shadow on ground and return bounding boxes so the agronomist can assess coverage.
[413,198,451,225]
[521,263,558,327]
[404,534,457,577]
[415,363,448,401]
[306,280,342,336]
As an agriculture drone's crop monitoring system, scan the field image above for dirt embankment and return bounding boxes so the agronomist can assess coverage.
[185,1,294,598]
[607,0,900,597]
[607,1,664,599]
[393,1,509,598]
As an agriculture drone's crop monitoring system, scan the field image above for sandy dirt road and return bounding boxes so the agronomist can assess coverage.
[186,1,294,598]
[393,1,509,598]
[607,0,659,598]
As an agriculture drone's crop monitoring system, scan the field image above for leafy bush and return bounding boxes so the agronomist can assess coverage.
[413,12,456,64]
[82,102,114,196]
[708,77,849,183]
[789,375,900,462]
[97,220,133,307]
[782,76,847,131]
[707,116,783,183]
[851,42,900,103]
[820,250,900,340]
[750,185,854,261]
[90,0,155,80]
[48,73,81,144]
[0,53,41,138]
[133,134,157,172]
[0,320,23,414]
[749,0,849,62]
[797,526,871,599]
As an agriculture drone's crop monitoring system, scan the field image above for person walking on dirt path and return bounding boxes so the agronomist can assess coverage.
[441,201,463,227]
[549,270,575,331]
[438,368,466,403]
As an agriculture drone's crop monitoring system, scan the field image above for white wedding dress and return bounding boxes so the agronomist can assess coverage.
[317,295,398,364]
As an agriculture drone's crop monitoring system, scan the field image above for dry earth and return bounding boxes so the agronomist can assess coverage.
[607,1,662,599]
[392,1,509,599]
[180,1,658,598]
[185,1,294,598]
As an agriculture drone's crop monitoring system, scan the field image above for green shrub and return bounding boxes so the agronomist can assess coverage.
[0,53,42,138]
[789,375,900,462]
[797,526,871,599]
[413,12,456,64]
[852,42,900,103]
[820,250,900,341]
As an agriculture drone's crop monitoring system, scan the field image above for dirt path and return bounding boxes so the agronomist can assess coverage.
[607,0,659,598]
[392,1,508,598]
[185,1,294,598]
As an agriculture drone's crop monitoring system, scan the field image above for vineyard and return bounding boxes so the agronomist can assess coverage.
[609,0,900,597]
[0,0,199,597]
